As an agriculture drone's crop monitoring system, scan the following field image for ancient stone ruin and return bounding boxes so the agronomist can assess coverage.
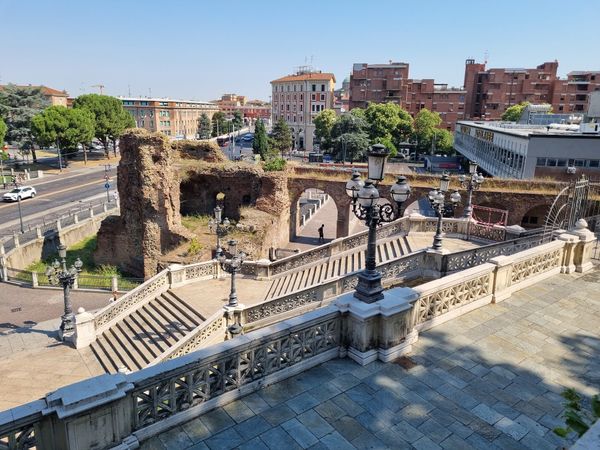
[94,129,190,278]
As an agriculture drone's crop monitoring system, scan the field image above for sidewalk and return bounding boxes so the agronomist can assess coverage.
[288,199,337,251]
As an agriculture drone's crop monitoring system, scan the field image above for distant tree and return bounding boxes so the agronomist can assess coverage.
[502,101,529,122]
[232,111,244,130]
[211,111,226,137]
[413,108,443,154]
[31,106,95,162]
[331,113,368,138]
[73,94,134,158]
[252,119,270,160]
[313,109,337,151]
[349,107,366,120]
[363,102,413,157]
[330,114,370,162]
[197,113,211,139]
[270,118,293,155]
[432,129,454,155]
[0,116,6,145]
[0,84,50,162]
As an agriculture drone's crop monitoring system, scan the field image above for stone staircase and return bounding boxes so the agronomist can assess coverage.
[88,290,205,373]
[265,235,412,299]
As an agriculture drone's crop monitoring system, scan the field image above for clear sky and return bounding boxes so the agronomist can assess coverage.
[1,0,598,102]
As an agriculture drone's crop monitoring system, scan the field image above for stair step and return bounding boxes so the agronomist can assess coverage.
[136,306,179,347]
[129,311,168,354]
[145,302,187,340]
[106,327,143,371]
[94,335,124,373]
[90,340,117,374]
[121,316,161,360]
[155,296,195,331]
[115,321,154,365]
[161,291,204,325]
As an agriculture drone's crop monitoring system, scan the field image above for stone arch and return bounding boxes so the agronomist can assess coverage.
[519,203,551,229]
[288,179,352,241]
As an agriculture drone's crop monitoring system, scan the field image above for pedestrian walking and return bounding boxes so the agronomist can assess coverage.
[318,224,325,243]
[112,191,119,204]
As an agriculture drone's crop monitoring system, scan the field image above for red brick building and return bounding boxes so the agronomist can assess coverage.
[213,94,270,122]
[463,60,600,119]
[348,62,466,130]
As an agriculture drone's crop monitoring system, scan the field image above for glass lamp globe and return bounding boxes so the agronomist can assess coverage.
[450,190,461,204]
[357,180,380,208]
[366,144,390,182]
[390,176,411,203]
[345,170,364,199]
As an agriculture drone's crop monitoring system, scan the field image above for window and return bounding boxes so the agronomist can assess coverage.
[312,84,316,92]
[321,84,325,92]
[589,160,600,168]
[320,94,325,101]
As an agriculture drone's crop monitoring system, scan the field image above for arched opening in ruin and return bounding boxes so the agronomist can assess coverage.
[290,188,339,246]
[520,204,550,229]
[404,196,436,217]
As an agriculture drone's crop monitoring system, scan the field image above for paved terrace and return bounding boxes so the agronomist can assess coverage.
[141,268,600,450]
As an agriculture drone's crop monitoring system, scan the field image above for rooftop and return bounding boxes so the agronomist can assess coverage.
[117,96,215,106]
[271,72,336,84]
[0,84,68,97]
[457,120,600,138]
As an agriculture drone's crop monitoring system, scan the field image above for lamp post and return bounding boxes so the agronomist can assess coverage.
[208,206,231,255]
[428,173,461,251]
[45,244,83,341]
[12,175,25,234]
[345,144,411,303]
[217,240,246,307]
[458,161,484,219]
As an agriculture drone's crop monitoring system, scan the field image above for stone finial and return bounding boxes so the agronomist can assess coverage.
[77,307,86,314]
[574,219,588,231]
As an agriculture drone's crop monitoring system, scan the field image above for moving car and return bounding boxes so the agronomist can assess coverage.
[3,186,37,202]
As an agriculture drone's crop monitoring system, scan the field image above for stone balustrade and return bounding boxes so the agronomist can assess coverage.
[1,225,595,450]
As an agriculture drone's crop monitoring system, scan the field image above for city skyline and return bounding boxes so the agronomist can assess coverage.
[1,0,598,101]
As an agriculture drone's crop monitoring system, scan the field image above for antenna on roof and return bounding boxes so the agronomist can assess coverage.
[128,84,131,97]
[484,50,489,64]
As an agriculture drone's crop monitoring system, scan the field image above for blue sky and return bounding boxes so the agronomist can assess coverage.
[1,0,597,101]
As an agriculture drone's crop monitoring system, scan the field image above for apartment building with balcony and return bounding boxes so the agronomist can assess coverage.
[348,62,466,130]
[271,70,336,151]
[552,71,600,114]
[119,97,219,139]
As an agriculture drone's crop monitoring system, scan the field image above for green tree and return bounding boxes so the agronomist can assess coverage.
[232,111,244,130]
[330,114,370,162]
[349,108,366,120]
[502,101,529,122]
[0,84,50,162]
[0,116,6,145]
[313,109,337,151]
[270,118,292,155]
[31,106,95,163]
[211,111,226,137]
[413,108,443,154]
[72,94,134,158]
[363,102,413,156]
[432,129,454,155]
[252,119,270,160]
[197,113,211,139]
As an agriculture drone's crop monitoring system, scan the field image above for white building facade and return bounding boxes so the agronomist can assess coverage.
[271,71,336,152]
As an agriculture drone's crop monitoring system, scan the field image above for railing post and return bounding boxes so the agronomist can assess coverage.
[56,219,62,231]
[0,258,7,282]
[489,255,512,303]
[36,225,42,239]
[89,207,94,218]
[103,202,108,212]
[111,275,118,292]
[73,276,78,289]
[13,232,20,248]
[74,213,79,224]
[568,219,597,273]
[31,271,38,287]
[0,242,4,255]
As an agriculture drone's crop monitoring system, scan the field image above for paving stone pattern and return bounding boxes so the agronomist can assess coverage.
[141,270,600,449]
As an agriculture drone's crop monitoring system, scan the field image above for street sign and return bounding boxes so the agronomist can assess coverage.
[104,183,110,189]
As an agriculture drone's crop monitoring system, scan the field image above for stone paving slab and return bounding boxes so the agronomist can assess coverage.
[142,269,600,450]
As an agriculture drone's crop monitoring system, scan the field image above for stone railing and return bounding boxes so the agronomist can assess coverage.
[468,222,507,241]
[441,232,545,274]
[2,227,594,450]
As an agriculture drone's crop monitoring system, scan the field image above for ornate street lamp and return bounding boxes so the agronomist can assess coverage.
[428,173,461,251]
[208,206,231,255]
[458,161,485,218]
[45,244,83,341]
[345,144,411,303]
[217,239,246,307]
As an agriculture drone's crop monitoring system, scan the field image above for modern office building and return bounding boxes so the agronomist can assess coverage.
[463,60,600,120]
[119,97,219,139]
[454,120,600,180]
[348,62,466,130]
[271,69,336,151]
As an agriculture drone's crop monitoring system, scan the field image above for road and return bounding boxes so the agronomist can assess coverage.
[0,166,117,235]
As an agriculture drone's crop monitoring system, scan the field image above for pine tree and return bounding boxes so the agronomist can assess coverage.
[271,118,292,156]
[197,113,211,139]
[252,119,270,160]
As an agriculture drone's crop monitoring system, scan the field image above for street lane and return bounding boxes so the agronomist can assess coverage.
[0,167,118,234]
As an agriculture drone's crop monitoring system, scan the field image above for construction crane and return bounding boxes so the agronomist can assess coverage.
[91,84,105,94]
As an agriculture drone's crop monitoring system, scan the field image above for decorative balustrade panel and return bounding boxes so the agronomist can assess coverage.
[133,315,340,429]
[94,271,169,329]
[416,272,492,324]
[510,248,562,285]
[165,316,226,361]
[422,219,460,234]
[245,289,320,323]
[0,424,37,450]
[444,234,544,273]
[184,262,216,280]
[240,262,258,277]
[341,218,407,252]
[469,223,506,242]
[378,251,426,283]
[271,247,329,275]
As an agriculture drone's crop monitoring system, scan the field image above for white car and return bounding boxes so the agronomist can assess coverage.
[3,186,37,202]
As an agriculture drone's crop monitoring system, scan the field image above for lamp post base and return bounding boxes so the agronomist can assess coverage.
[353,270,384,304]
[58,313,75,342]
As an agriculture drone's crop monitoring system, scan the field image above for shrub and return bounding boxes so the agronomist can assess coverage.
[187,238,203,256]
[263,157,287,172]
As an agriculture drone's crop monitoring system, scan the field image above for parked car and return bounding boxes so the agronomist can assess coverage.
[3,186,36,201]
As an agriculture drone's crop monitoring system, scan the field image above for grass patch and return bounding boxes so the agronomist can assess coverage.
[181,214,211,231]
